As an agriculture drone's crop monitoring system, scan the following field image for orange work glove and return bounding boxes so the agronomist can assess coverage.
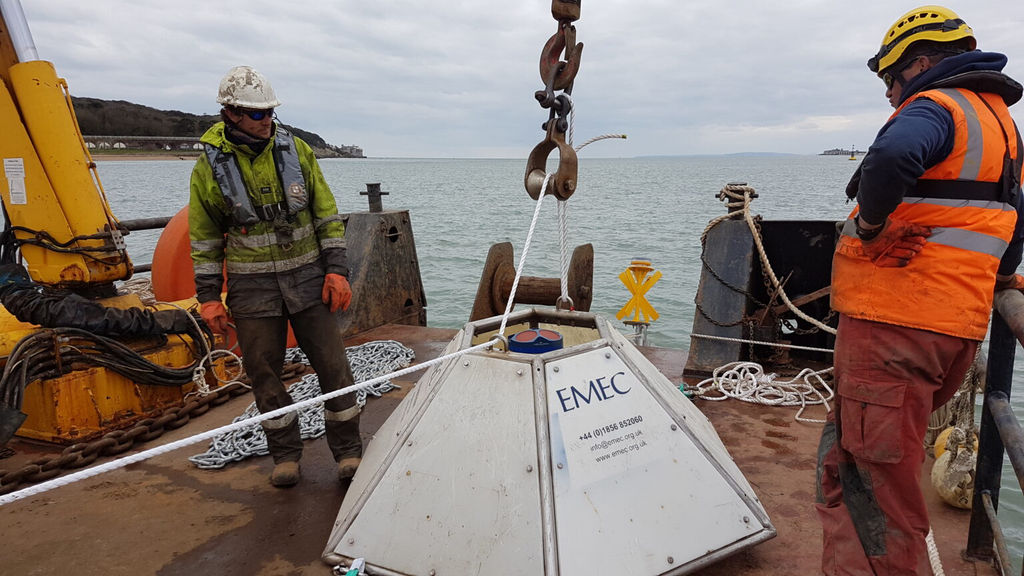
[322,273,352,313]
[995,273,1024,291]
[859,217,931,268]
[200,301,229,334]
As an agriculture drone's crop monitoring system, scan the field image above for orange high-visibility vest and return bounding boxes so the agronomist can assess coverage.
[832,87,1020,340]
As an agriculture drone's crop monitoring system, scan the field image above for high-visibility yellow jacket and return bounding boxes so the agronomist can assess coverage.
[832,87,1021,340]
[189,122,347,305]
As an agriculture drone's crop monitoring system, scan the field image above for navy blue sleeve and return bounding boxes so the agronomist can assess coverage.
[998,190,1024,276]
[856,99,955,225]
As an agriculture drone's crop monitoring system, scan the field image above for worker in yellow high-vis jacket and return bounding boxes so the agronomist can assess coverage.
[189,66,361,488]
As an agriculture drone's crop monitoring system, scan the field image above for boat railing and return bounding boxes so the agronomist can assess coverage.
[119,216,173,273]
[967,288,1024,575]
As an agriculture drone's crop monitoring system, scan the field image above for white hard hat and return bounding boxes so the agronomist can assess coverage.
[216,65,282,108]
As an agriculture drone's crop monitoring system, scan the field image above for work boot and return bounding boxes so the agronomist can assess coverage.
[337,457,361,481]
[270,461,301,487]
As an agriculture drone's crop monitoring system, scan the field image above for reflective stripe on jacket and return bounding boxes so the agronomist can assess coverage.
[189,122,347,296]
[832,88,1020,340]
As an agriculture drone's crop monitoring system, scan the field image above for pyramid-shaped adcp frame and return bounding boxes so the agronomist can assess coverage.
[323,308,775,575]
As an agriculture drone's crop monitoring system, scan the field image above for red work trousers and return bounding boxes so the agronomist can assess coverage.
[815,315,977,575]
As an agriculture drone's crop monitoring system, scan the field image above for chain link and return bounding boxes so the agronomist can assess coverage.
[188,340,415,469]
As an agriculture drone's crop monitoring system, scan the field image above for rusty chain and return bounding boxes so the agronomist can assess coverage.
[0,361,307,495]
[524,0,583,201]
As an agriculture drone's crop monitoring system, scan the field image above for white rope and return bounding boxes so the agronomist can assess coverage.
[188,341,414,469]
[558,95,574,306]
[566,94,575,149]
[154,300,250,397]
[2,164,556,505]
[0,336,499,506]
[498,179,550,336]
[690,361,833,424]
[558,200,570,305]
[574,133,627,152]
[2,97,625,507]
[927,528,946,576]
[691,333,835,354]
[117,276,156,305]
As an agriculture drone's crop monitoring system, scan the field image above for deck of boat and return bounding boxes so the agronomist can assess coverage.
[0,323,999,575]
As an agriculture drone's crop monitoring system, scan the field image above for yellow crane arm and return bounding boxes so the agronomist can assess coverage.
[0,1,131,288]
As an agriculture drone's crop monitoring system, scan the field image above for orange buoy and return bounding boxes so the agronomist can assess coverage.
[152,206,200,302]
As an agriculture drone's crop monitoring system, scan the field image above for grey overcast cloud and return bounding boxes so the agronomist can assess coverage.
[15,1,1024,158]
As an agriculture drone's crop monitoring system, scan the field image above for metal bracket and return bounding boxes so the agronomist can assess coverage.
[524,116,578,200]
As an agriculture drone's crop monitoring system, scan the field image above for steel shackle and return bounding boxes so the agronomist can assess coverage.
[524,121,578,201]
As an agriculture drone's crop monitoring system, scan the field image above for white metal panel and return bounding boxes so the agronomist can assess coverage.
[326,333,465,559]
[328,353,544,575]
[608,325,767,507]
[546,347,769,575]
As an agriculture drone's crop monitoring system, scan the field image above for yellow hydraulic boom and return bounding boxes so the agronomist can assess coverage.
[0,1,214,449]
[0,1,131,289]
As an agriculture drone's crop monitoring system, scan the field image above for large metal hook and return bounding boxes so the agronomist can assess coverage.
[534,23,583,108]
[524,112,578,201]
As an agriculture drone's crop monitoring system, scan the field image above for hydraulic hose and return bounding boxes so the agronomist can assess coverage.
[0,263,213,445]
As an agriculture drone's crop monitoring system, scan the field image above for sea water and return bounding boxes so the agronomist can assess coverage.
[98,155,1022,569]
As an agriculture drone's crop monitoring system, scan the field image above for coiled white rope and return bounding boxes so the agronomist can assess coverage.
[692,356,943,573]
[690,361,833,424]
[155,300,249,397]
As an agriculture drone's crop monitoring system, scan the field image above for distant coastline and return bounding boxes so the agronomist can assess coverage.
[74,97,365,158]
[821,147,864,156]
[93,154,195,161]
[90,149,360,161]
[636,152,803,159]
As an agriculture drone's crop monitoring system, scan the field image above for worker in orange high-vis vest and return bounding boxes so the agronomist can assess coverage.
[817,6,1024,575]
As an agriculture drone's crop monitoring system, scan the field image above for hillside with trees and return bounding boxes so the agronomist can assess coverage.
[71,97,363,158]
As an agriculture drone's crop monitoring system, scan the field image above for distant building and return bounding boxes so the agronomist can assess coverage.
[820,147,863,156]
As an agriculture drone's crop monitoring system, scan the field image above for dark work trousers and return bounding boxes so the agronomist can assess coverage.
[234,303,362,464]
[815,314,976,575]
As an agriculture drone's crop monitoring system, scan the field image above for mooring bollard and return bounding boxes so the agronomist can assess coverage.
[360,183,389,213]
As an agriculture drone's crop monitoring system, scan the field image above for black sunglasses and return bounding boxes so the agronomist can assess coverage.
[239,108,274,121]
[881,56,923,90]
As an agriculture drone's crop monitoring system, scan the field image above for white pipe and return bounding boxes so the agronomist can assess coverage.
[0,0,39,62]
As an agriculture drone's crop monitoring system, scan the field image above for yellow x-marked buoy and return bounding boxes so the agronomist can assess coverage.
[616,259,661,323]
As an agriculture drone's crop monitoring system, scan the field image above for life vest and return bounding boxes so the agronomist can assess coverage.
[832,87,1021,340]
[203,127,309,226]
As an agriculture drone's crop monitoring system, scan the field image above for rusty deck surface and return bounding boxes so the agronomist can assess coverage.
[0,324,998,576]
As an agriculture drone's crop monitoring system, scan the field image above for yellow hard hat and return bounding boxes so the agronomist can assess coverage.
[868,5,976,74]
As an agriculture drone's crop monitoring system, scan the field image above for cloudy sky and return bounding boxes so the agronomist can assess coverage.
[11,1,1024,158]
